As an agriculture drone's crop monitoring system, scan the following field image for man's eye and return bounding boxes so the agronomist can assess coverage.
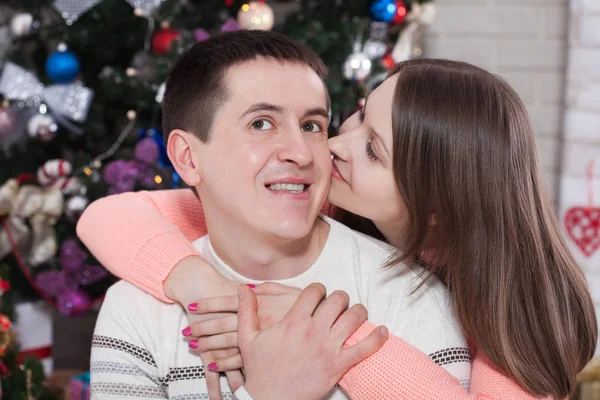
[251,119,274,130]
[301,122,322,133]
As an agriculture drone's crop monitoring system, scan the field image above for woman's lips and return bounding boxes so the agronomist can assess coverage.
[331,161,346,183]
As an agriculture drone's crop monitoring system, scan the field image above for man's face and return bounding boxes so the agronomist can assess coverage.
[194,57,331,241]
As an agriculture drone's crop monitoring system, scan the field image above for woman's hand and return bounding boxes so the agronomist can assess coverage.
[186,283,302,333]
[182,283,302,378]
[237,283,389,400]
[164,255,239,306]
[164,256,244,399]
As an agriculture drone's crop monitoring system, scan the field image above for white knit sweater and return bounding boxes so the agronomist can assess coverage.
[90,216,471,399]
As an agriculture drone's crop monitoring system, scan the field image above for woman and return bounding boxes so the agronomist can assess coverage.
[78,59,596,399]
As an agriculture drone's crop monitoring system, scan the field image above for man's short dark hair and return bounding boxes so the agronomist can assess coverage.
[162,30,329,143]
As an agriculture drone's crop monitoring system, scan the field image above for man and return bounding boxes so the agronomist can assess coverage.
[90,30,470,399]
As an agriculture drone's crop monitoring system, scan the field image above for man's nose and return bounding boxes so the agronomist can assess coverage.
[277,129,315,167]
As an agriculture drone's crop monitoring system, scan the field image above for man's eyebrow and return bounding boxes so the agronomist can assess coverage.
[239,103,285,121]
[301,107,329,120]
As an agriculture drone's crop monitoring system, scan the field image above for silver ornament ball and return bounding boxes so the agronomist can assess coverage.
[343,52,372,81]
[27,112,58,142]
[65,194,89,221]
[363,39,388,60]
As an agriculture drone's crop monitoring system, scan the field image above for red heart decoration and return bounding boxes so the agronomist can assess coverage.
[564,207,600,257]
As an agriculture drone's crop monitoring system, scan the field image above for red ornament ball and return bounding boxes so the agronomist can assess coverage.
[152,28,181,56]
[393,1,408,24]
[382,53,395,70]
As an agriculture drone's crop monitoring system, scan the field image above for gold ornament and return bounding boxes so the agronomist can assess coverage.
[237,2,274,31]
[0,329,14,356]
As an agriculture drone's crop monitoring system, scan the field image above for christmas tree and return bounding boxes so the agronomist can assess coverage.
[0,0,435,396]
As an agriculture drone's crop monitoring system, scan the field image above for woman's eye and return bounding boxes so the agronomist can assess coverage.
[366,140,379,162]
[251,119,274,130]
[358,109,365,122]
[301,121,323,133]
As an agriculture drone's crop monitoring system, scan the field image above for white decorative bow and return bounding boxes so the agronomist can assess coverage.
[54,0,104,24]
[0,62,94,135]
[54,0,167,23]
[0,179,64,266]
[124,0,167,16]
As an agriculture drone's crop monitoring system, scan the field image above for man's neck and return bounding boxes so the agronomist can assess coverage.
[207,217,330,280]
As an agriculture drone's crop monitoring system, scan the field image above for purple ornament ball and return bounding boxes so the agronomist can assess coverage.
[194,28,210,42]
[103,160,127,185]
[59,239,87,273]
[135,137,160,164]
[57,289,91,316]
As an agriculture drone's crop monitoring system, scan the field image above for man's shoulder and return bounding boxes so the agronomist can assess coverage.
[323,217,452,298]
[104,281,177,313]
[106,280,155,299]
[97,281,184,341]
[323,215,395,255]
[323,216,421,276]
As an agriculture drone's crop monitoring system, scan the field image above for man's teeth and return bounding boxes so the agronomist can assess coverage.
[268,183,305,193]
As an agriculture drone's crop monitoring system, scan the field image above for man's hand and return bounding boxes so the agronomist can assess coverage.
[181,283,302,379]
[238,284,389,400]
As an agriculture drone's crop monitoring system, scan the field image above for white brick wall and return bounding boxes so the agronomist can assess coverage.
[561,0,600,356]
[423,0,569,200]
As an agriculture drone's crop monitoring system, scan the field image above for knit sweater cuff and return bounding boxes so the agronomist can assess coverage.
[128,230,199,303]
[343,321,378,348]
[234,386,254,400]
[340,322,415,398]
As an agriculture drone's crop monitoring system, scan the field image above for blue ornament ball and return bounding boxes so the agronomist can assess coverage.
[370,0,398,22]
[45,50,80,83]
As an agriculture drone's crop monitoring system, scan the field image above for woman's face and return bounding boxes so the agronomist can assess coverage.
[328,76,408,240]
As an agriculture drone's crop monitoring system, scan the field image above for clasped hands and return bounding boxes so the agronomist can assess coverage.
[183,282,388,400]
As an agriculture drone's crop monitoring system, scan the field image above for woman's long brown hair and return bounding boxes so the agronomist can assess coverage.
[343,58,597,397]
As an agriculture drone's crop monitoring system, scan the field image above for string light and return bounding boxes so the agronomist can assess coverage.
[74,110,137,177]
[26,367,33,400]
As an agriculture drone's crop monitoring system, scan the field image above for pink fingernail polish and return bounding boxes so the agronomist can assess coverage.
[182,327,192,337]
[189,340,199,349]
[247,284,256,289]
[207,362,218,372]
[187,303,199,312]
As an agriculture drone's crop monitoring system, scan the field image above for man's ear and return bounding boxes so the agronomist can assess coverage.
[167,129,202,186]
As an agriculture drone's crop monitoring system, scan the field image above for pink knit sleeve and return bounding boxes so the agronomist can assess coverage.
[77,189,207,303]
[341,322,547,400]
